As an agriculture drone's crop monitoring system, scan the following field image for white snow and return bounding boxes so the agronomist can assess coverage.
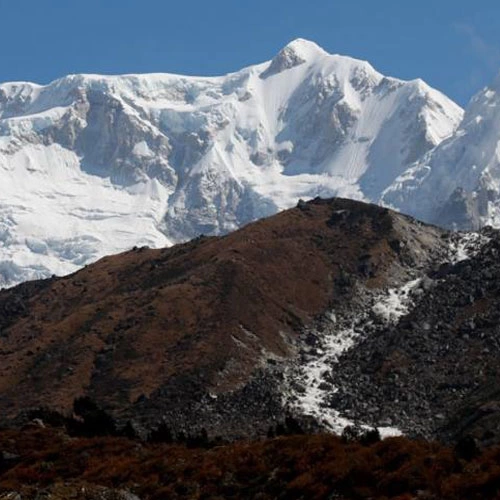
[383,72,500,228]
[448,232,491,263]
[132,141,154,158]
[0,144,172,286]
[288,290,410,438]
[293,325,362,434]
[372,278,421,324]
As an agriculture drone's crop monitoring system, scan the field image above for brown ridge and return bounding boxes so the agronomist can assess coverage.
[0,197,441,424]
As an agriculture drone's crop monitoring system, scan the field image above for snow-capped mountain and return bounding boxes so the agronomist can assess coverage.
[383,73,500,229]
[0,39,462,287]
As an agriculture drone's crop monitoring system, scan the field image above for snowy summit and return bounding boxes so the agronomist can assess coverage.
[0,39,464,286]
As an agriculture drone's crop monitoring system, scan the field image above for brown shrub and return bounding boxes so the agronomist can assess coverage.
[1,428,500,499]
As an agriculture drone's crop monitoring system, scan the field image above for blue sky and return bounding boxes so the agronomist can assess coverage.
[1,0,499,106]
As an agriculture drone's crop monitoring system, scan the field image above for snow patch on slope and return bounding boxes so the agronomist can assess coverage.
[287,284,420,438]
[372,278,421,324]
[294,321,358,434]
[448,231,491,263]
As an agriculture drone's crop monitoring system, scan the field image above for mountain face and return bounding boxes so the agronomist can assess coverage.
[0,39,462,287]
[2,197,500,446]
[383,74,500,230]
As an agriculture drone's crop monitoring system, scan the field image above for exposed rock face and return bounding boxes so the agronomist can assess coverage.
[259,38,311,78]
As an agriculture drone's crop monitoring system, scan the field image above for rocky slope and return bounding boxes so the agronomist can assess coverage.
[318,227,500,445]
[0,39,462,287]
[2,197,500,445]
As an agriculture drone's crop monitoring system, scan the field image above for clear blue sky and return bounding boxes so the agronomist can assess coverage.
[1,0,499,106]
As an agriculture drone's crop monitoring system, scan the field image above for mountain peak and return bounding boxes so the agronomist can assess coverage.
[281,38,328,57]
[261,38,327,79]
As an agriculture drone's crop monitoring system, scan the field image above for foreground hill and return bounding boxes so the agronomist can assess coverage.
[0,197,444,438]
[0,39,462,287]
[2,197,500,447]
